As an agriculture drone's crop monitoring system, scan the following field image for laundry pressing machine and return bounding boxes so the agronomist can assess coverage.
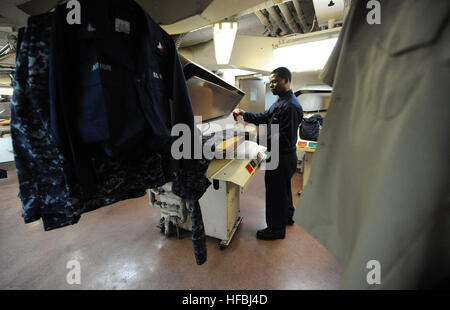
[149,56,267,249]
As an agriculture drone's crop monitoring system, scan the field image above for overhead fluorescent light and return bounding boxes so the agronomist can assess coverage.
[0,87,13,96]
[213,21,238,65]
[273,38,338,72]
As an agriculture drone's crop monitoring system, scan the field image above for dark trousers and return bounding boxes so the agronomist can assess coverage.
[264,151,297,230]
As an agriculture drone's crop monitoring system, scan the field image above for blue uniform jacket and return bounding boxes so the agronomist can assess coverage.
[50,0,196,190]
[12,3,210,265]
[244,89,303,153]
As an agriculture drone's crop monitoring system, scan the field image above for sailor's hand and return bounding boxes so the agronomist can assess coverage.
[232,108,245,120]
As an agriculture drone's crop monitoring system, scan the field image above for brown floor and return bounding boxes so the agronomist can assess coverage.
[0,162,342,289]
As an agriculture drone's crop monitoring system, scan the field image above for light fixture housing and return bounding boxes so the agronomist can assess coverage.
[213,21,238,65]
[273,37,338,72]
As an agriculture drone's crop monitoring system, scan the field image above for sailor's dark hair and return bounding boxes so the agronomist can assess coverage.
[271,67,292,83]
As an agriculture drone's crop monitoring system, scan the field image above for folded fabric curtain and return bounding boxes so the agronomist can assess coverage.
[294,0,450,289]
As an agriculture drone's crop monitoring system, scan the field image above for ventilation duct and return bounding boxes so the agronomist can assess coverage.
[292,0,308,32]
[312,0,345,27]
[266,6,289,35]
[278,2,300,33]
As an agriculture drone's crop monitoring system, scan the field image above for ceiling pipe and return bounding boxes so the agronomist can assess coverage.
[292,0,309,33]
[278,2,300,33]
[237,0,288,17]
[236,0,293,36]
[266,6,289,35]
[0,43,11,56]
[254,10,274,35]
[328,19,336,29]
[0,52,15,63]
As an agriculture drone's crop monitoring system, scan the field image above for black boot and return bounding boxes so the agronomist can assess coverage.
[256,227,285,240]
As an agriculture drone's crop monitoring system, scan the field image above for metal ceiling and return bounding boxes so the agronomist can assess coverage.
[0,0,345,78]
[0,0,321,43]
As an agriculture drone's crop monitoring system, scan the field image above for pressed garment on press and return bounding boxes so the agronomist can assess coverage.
[11,1,211,265]
[294,0,450,288]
